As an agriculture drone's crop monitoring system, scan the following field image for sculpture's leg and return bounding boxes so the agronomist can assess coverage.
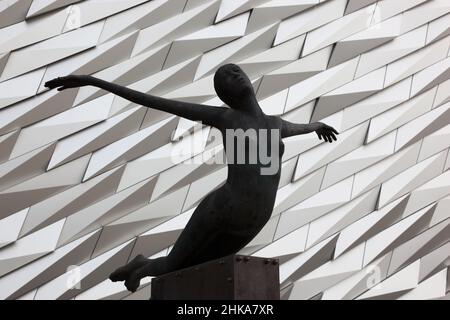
[122,227,256,292]
[121,186,239,292]
[110,191,217,287]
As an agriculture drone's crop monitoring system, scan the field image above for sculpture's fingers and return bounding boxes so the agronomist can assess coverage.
[324,129,334,141]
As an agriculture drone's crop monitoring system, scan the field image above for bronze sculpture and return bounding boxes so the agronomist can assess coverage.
[45,63,338,292]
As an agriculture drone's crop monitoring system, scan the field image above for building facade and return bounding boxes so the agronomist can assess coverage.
[0,0,449,300]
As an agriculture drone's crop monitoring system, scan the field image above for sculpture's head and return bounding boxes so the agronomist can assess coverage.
[214,63,255,108]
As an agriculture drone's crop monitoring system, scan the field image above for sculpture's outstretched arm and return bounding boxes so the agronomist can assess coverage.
[280,118,339,142]
[44,75,226,128]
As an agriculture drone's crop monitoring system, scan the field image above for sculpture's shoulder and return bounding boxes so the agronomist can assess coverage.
[213,107,234,130]
[220,107,234,120]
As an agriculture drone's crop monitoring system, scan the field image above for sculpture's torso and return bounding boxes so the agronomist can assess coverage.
[163,107,286,269]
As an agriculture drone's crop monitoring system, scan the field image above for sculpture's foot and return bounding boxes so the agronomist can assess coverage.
[124,257,167,292]
[109,254,148,282]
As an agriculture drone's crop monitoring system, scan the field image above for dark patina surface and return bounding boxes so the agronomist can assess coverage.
[45,64,338,292]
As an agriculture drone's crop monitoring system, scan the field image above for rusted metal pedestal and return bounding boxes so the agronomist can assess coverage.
[150,254,280,300]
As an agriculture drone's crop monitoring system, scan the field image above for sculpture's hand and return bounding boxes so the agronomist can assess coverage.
[44,75,91,91]
[313,122,339,143]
